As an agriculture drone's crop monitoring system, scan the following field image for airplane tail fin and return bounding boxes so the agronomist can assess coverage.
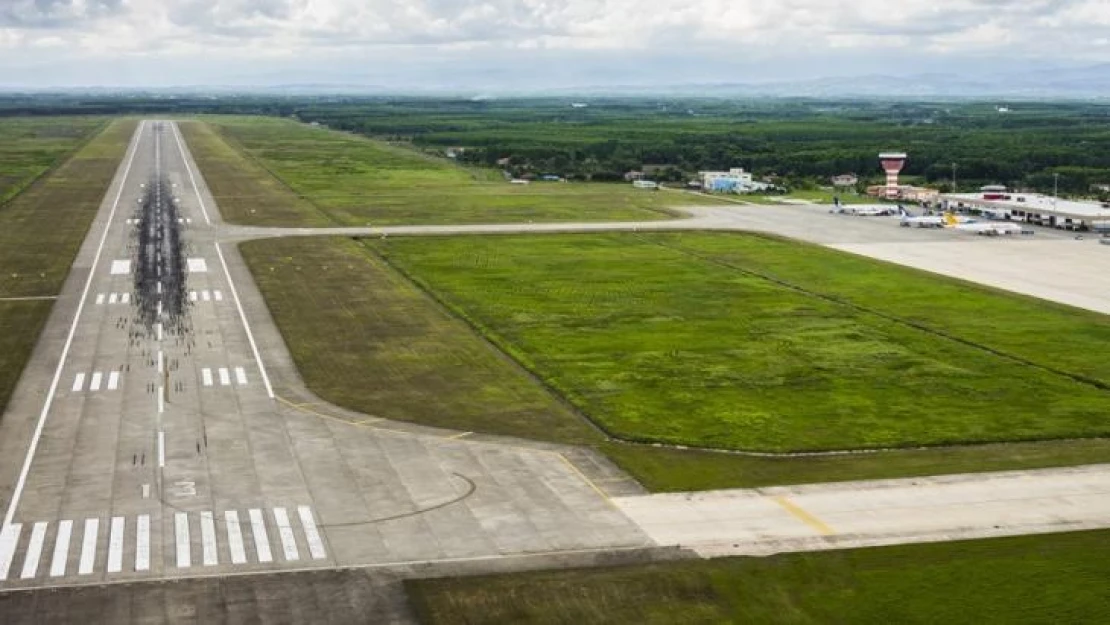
[944,212,958,227]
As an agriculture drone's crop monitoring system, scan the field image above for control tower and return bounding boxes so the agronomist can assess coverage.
[879,152,907,199]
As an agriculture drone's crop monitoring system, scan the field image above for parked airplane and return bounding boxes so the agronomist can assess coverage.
[944,213,1024,235]
[830,197,893,216]
[898,206,945,228]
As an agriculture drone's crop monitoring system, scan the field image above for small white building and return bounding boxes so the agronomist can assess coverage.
[699,168,772,193]
[632,180,659,189]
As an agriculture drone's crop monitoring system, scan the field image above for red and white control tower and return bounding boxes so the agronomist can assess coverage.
[879,152,907,199]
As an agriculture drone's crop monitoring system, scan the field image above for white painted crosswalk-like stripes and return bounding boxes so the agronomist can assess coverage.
[175,513,191,568]
[201,368,213,387]
[0,507,326,582]
[0,523,22,580]
[72,373,85,392]
[225,511,247,565]
[72,371,121,393]
[189,291,198,302]
[78,519,98,575]
[218,367,230,386]
[202,290,211,302]
[94,292,133,305]
[135,515,150,572]
[272,507,299,562]
[249,509,273,563]
[107,517,124,573]
[107,371,120,391]
[235,367,248,386]
[201,511,217,566]
[89,372,102,392]
[49,520,72,577]
[19,523,47,579]
[214,289,224,301]
[297,506,327,560]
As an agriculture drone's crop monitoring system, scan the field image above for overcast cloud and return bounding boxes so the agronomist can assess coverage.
[0,0,1107,89]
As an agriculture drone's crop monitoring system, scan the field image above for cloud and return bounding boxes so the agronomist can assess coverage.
[0,0,1107,87]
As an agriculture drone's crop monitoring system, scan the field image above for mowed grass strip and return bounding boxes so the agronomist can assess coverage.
[238,236,596,443]
[0,117,106,204]
[178,120,332,227]
[0,301,53,415]
[375,232,1110,452]
[195,116,722,227]
[406,530,1110,625]
[0,119,138,297]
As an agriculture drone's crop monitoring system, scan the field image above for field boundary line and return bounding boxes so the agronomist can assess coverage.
[3,120,144,528]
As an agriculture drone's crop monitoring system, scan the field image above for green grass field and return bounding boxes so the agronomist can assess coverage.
[185,116,725,227]
[406,530,1110,624]
[0,119,136,414]
[0,117,105,205]
[374,232,1110,452]
[241,234,1110,489]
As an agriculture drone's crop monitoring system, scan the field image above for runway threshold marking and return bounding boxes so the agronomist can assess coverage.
[772,495,835,536]
[2,120,145,529]
[49,519,72,577]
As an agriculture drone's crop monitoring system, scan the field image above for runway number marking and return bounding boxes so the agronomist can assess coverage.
[172,481,197,498]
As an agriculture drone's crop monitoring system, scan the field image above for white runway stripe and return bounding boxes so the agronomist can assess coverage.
[218,367,230,386]
[201,368,213,387]
[89,372,102,392]
[273,507,299,562]
[108,293,117,304]
[200,511,217,566]
[214,290,224,301]
[189,291,198,302]
[248,509,272,563]
[0,523,22,580]
[19,522,47,579]
[136,514,150,572]
[225,511,247,564]
[235,367,248,386]
[201,290,210,302]
[72,372,85,392]
[297,506,327,560]
[95,294,105,305]
[121,292,130,304]
[175,513,190,568]
[78,519,98,575]
[49,519,72,577]
[107,371,120,391]
[107,516,124,573]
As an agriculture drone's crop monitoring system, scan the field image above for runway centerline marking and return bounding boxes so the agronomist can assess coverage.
[772,495,835,536]
[2,120,144,529]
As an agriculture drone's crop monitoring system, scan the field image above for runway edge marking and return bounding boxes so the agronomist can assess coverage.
[2,121,145,528]
[169,121,212,226]
[215,243,275,398]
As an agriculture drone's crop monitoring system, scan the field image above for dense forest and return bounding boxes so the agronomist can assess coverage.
[3,93,1110,196]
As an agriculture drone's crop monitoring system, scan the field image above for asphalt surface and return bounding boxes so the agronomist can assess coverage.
[1,121,1109,622]
[0,121,654,603]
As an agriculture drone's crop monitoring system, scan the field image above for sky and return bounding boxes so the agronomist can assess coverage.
[1,0,1109,89]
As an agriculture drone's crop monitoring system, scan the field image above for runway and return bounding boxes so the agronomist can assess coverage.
[0,121,652,592]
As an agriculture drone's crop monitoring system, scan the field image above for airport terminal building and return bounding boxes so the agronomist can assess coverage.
[943,187,1110,231]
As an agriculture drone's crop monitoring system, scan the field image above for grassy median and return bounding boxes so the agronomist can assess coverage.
[0,118,137,414]
[184,116,724,227]
[241,233,1110,489]
[374,232,1110,452]
[406,530,1110,624]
